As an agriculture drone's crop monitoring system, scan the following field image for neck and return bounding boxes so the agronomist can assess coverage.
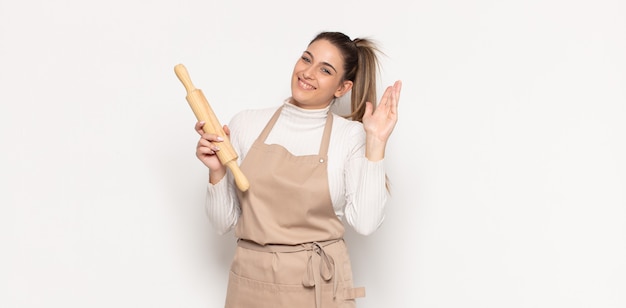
[288,97,333,110]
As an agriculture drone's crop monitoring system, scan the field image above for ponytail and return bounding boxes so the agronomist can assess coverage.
[308,32,383,122]
[348,38,381,122]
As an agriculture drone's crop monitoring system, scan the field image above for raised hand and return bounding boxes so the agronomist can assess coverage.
[361,80,402,161]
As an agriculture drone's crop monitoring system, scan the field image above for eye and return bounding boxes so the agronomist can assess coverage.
[321,67,332,75]
[301,56,311,63]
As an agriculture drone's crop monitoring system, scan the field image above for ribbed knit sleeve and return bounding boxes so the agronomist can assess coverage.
[333,120,388,235]
[203,107,274,235]
[205,173,240,235]
[343,158,388,235]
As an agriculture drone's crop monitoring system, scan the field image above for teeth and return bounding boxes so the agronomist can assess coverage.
[299,79,314,90]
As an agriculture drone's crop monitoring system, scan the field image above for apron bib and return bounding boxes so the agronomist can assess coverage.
[225,106,364,308]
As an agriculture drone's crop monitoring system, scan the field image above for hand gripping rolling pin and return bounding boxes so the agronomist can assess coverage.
[174,64,250,192]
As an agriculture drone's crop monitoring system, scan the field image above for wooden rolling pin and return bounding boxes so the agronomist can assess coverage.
[174,64,249,192]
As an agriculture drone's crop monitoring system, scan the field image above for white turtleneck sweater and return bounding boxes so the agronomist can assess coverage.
[205,101,388,236]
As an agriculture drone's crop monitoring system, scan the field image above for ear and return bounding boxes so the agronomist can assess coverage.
[334,80,353,98]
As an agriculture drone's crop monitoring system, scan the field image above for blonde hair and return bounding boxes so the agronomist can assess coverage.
[308,32,382,123]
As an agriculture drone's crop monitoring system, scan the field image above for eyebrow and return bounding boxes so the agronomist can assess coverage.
[304,51,338,73]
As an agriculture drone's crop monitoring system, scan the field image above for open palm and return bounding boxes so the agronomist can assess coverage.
[362,80,402,143]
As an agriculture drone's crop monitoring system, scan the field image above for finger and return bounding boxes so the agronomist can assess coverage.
[197,146,217,156]
[377,86,393,115]
[195,121,206,134]
[223,125,231,136]
[379,91,386,107]
[198,138,212,147]
[198,138,221,150]
[364,101,374,118]
[391,81,401,98]
[379,86,391,106]
[390,81,401,114]
[201,133,224,143]
[393,80,402,106]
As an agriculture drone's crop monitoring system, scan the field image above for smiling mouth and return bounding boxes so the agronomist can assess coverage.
[298,78,316,90]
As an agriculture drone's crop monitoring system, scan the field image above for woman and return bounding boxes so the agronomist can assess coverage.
[194,31,401,308]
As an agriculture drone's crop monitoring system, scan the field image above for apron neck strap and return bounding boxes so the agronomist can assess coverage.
[258,105,333,157]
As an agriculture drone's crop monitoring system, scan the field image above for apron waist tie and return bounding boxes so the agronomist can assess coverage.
[302,241,338,308]
[237,239,341,308]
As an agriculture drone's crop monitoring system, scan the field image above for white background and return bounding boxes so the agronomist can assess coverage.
[1,0,625,307]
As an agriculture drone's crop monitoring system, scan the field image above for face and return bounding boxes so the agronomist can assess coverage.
[290,39,353,109]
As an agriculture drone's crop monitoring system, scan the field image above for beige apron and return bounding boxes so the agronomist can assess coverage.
[225,106,365,308]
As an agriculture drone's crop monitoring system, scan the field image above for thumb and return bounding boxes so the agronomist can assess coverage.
[364,101,374,117]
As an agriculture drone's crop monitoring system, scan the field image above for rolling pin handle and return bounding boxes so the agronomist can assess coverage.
[226,161,250,191]
[174,64,196,94]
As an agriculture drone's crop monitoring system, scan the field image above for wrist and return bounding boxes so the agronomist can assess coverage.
[365,136,387,161]
[208,168,227,185]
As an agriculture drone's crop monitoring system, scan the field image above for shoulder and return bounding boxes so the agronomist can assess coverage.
[329,113,366,152]
[331,113,365,139]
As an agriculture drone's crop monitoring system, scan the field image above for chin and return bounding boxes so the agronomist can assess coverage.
[290,89,308,105]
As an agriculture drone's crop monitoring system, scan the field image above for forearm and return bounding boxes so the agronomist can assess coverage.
[205,174,240,235]
[365,134,387,161]
[344,157,388,235]
[208,168,227,185]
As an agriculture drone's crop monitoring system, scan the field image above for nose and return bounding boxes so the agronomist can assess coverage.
[302,65,315,80]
